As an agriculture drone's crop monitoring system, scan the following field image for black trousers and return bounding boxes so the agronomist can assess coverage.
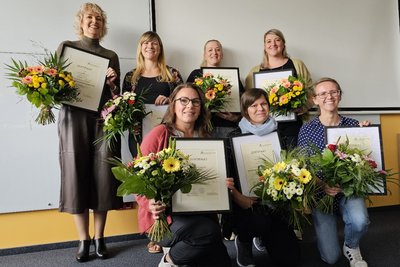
[234,207,301,267]
[160,214,231,267]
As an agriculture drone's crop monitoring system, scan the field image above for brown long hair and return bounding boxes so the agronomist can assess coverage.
[131,31,174,85]
[162,83,211,137]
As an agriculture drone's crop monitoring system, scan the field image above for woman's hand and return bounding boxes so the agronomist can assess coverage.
[324,183,342,197]
[359,120,371,127]
[105,67,118,87]
[225,177,258,209]
[216,112,241,122]
[148,199,166,219]
[155,95,169,105]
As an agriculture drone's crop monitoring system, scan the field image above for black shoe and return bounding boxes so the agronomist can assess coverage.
[76,240,90,262]
[94,237,108,259]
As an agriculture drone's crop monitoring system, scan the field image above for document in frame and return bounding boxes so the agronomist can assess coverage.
[142,104,168,137]
[201,67,241,113]
[172,139,230,214]
[231,132,282,197]
[325,125,386,194]
[253,69,296,121]
[60,44,110,112]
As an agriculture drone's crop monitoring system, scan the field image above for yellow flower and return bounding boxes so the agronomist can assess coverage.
[298,169,311,184]
[273,161,286,172]
[163,157,180,173]
[59,80,65,86]
[273,177,285,191]
[215,83,223,91]
[69,81,75,88]
[41,83,47,89]
[262,168,272,177]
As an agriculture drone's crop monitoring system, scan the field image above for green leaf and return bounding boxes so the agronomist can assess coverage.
[180,184,192,193]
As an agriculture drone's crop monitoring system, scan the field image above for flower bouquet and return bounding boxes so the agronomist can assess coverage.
[266,76,308,117]
[194,73,232,112]
[111,137,215,242]
[310,137,393,214]
[96,91,149,146]
[253,149,317,232]
[5,53,80,125]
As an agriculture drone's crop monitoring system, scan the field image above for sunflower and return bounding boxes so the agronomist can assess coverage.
[162,157,180,173]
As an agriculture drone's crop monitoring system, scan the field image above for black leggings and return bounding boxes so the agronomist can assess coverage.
[160,214,231,267]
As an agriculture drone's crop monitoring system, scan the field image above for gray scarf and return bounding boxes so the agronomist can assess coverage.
[238,116,277,136]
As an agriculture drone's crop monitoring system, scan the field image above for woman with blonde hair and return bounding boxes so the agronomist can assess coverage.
[57,2,122,262]
[187,39,244,138]
[245,29,312,150]
[122,31,183,253]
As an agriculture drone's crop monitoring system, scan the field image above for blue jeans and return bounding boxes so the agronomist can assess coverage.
[312,197,370,264]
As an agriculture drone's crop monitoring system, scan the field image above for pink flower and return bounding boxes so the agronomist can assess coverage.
[205,90,216,100]
[45,68,58,76]
[33,65,45,73]
[270,86,278,94]
[280,79,291,88]
[335,150,347,160]
[203,72,213,78]
[101,104,116,119]
[21,76,33,84]
[293,80,303,88]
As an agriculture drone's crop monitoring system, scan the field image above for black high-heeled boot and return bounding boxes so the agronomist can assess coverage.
[93,237,109,259]
[76,240,90,262]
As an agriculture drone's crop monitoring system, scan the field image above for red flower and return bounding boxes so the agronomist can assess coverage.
[128,99,135,105]
[368,160,377,169]
[327,144,337,152]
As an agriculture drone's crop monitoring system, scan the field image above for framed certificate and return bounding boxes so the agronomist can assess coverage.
[231,132,282,197]
[201,67,241,113]
[325,125,386,194]
[60,44,111,112]
[142,104,168,137]
[253,69,295,122]
[172,138,231,214]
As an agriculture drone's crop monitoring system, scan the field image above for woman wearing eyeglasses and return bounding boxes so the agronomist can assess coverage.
[135,83,231,267]
[298,77,370,267]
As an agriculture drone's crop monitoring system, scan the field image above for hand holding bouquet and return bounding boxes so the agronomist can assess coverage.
[97,91,148,145]
[266,76,308,117]
[194,73,232,112]
[111,137,215,242]
[253,149,317,233]
[310,137,393,214]
[5,53,80,125]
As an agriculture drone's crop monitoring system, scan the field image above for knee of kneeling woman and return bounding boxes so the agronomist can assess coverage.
[322,252,341,265]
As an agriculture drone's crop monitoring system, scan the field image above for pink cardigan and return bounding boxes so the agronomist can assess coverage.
[135,124,172,233]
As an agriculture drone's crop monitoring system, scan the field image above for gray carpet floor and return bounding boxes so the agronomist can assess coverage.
[1,206,399,267]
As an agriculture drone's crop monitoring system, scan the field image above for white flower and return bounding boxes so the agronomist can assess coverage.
[286,193,293,199]
[271,190,278,197]
[289,187,296,195]
[296,188,303,195]
[350,153,362,163]
[113,97,122,105]
[104,113,112,126]
[291,166,301,176]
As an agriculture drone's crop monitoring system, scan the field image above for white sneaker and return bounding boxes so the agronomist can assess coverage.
[158,253,178,267]
[252,237,266,252]
[343,243,368,267]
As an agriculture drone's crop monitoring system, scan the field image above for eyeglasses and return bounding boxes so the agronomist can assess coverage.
[175,97,201,107]
[315,90,341,99]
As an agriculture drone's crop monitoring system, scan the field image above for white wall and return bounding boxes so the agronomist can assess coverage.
[155,0,400,110]
[0,0,151,213]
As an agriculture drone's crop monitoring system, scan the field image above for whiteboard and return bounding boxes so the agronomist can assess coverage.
[155,0,400,110]
[0,0,151,213]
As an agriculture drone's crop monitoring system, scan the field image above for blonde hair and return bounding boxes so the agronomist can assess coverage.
[200,39,223,67]
[131,31,174,84]
[262,29,289,68]
[74,3,108,40]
